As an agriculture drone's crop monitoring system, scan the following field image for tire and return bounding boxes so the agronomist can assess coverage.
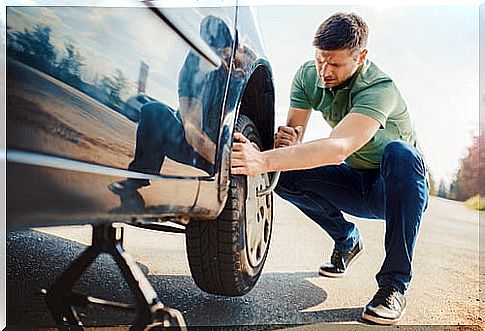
[186,114,273,296]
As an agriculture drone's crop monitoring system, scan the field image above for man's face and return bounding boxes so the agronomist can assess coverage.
[315,48,367,88]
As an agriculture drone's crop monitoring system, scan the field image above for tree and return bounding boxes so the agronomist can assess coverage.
[427,171,437,196]
[6,25,14,50]
[7,25,57,75]
[57,42,84,84]
[100,69,128,111]
[448,176,459,201]
[451,134,483,201]
[437,179,448,198]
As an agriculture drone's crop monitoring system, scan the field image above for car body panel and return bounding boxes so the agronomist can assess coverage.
[6,6,235,176]
[7,158,199,228]
[192,7,275,216]
[6,4,274,228]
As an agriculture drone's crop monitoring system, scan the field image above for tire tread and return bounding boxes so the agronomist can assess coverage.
[186,115,270,296]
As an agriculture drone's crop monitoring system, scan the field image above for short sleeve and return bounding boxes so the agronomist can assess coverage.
[350,81,396,129]
[290,65,312,109]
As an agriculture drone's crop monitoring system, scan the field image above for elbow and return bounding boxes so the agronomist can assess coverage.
[332,143,351,165]
[331,154,346,165]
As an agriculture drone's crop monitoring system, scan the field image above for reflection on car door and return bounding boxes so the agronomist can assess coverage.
[7,6,236,178]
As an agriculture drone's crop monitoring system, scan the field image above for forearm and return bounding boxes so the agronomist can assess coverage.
[178,97,216,163]
[183,122,216,164]
[262,137,347,172]
[232,113,379,176]
[286,107,311,141]
[179,96,203,127]
[194,135,216,164]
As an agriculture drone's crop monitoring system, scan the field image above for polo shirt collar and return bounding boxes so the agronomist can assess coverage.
[317,76,325,88]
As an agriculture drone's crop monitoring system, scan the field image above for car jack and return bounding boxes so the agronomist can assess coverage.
[41,223,186,330]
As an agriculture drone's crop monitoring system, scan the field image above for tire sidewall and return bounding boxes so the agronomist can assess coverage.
[234,115,273,284]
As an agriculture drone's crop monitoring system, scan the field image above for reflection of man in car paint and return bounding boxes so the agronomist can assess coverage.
[109,15,234,197]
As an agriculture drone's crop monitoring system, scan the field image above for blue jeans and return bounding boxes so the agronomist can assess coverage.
[274,140,429,294]
[129,102,214,175]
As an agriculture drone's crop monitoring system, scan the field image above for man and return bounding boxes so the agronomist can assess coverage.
[231,12,428,325]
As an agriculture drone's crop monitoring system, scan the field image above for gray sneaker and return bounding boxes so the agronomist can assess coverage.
[362,285,407,325]
[319,239,364,278]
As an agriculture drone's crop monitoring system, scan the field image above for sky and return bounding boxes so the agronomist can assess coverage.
[253,5,479,185]
[1,1,481,184]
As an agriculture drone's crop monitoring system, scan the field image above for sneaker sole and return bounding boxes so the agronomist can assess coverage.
[361,307,406,325]
[318,268,347,278]
[318,242,364,278]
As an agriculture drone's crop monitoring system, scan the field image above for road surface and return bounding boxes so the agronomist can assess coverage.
[6,196,483,329]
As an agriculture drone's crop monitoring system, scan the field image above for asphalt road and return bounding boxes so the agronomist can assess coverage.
[6,196,483,329]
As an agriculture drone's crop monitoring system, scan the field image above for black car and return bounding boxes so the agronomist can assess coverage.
[6,3,276,328]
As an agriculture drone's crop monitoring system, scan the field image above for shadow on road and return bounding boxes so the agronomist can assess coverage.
[7,229,365,327]
[147,272,358,326]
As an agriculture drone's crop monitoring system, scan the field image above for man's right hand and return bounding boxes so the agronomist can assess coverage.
[274,125,304,148]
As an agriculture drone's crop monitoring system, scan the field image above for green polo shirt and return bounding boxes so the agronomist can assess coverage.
[290,59,419,169]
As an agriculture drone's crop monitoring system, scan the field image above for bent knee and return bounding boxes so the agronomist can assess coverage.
[139,102,177,123]
[383,140,413,156]
[382,140,426,176]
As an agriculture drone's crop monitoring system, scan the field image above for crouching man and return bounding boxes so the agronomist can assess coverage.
[231,12,429,325]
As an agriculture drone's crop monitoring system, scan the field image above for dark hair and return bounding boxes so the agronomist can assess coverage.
[200,15,233,51]
[313,12,368,53]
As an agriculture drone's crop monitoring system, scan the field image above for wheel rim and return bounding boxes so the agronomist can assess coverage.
[245,166,273,268]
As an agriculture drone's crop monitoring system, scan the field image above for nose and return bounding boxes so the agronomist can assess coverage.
[319,63,332,78]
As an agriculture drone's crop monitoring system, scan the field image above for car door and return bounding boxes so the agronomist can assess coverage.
[6,4,237,226]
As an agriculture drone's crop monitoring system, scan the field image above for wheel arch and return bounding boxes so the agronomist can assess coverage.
[194,59,276,216]
[236,60,275,152]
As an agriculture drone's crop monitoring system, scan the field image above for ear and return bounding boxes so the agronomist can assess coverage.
[358,49,368,65]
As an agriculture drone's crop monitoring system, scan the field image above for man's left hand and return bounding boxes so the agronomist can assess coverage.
[231,132,266,176]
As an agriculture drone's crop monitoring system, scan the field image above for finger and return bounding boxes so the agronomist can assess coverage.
[231,151,244,160]
[232,143,245,151]
[276,131,297,141]
[275,142,289,149]
[276,138,295,146]
[275,138,291,148]
[231,158,244,167]
[233,132,244,142]
[294,126,304,136]
[234,132,249,143]
[278,126,296,135]
[231,166,248,175]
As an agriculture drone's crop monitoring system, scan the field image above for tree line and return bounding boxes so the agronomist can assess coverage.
[435,134,483,202]
[6,24,130,114]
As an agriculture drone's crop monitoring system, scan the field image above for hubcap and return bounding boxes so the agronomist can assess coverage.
[245,157,273,268]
